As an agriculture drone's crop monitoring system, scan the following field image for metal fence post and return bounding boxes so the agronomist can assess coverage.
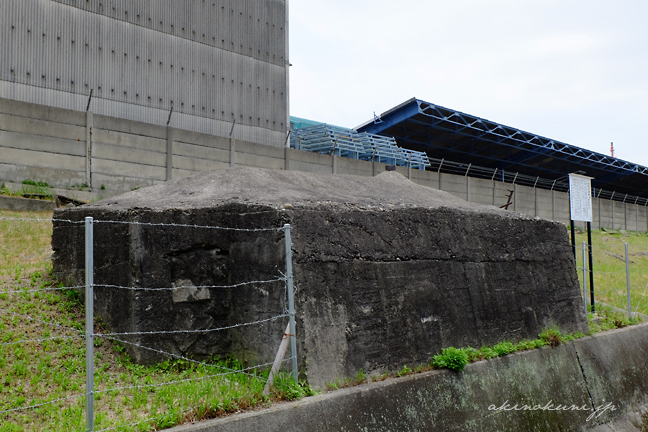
[284,224,298,383]
[582,241,588,314]
[625,242,631,319]
[85,217,94,432]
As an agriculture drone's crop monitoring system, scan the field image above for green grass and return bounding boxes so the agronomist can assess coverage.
[0,181,54,201]
[0,210,312,431]
[573,229,648,316]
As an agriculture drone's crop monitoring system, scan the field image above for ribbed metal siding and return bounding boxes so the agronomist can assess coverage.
[50,0,286,68]
[0,0,287,145]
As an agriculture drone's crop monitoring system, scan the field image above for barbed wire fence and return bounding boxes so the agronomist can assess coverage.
[0,215,298,432]
[574,234,648,320]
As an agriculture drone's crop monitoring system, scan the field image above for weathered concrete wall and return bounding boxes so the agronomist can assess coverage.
[290,204,586,387]
[166,323,648,432]
[1,0,287,146]
[2,96,647,231]
[0,195,55,211]
[52,168,588,388]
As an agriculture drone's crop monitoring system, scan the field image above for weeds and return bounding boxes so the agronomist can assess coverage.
[0,211,314,431]
[272,373,317,401]
[431,347,469,371]
[538,327,563,348]
[22,180,50,188]
[396,365,413,376]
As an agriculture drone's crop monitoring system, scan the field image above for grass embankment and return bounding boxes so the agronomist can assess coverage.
[574,229,648,316]
[0,181,55,201]
[0,211,312,432]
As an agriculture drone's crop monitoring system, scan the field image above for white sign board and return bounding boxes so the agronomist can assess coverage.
[569,174,593,222]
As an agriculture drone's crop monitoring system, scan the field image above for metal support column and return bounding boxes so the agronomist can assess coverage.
[587,222,595,312]
[229,120,236,168]
[85,111,93,188]
[85,217,94,432]
[284,224,298,383]
[626,243,631,319]
[166,127,173,181]
[582,241,588,314]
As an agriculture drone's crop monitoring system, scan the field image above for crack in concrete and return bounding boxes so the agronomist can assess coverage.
[574,343,597,414]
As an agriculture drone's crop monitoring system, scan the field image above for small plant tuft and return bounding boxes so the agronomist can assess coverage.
[22,179,50,188]
[352,368,366,385]
[272,373,317,400]
[539,327,563,348]
[431,347,469,371]
[492,341,516,356]
[396,365,412,377]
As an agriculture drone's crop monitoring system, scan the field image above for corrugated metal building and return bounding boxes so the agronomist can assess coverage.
[0,0,288,147]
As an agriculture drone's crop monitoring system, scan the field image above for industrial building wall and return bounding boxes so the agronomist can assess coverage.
[0,0,287,147]
[2,97,647,232]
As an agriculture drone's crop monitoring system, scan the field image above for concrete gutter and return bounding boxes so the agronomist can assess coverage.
[0,195,55,212]
[1,181,124,210]
[168,323,648,432]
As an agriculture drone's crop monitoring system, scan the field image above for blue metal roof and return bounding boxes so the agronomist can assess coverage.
[357,98,648,197]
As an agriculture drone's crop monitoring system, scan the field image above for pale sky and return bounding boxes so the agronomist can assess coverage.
[289,0,648,167]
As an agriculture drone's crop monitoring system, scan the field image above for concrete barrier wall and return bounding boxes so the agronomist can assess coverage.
[168,323,648,432]
[469,177,495,206]
[1,97,647,231]
[0,98,87,186]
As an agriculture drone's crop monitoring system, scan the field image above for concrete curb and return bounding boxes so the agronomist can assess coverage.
[0,195,55,212]
[167,323,648,432]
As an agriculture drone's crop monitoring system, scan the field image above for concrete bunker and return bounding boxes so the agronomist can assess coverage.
[52,167,588,387]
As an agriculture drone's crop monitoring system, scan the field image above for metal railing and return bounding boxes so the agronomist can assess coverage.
[291,124,431,170]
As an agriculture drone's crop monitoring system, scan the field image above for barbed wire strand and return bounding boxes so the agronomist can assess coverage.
[1,279,284,295]
[0,217,80,224]
[94,405,200,432]
[93,219,284,232]
[100,334,265,381]
[1,309,84,335]
[94,277,285,291]
[0,355,292,416]
[1,206,289,221]
[0,217,285,232]
[595,270,629,275]
[0,393,85,415]
[101,334,296,383]
[0,334,85,346]
[1,285,86,295]
[632,286,648,315]
[98,313,288,337]
[94,361,277,395]
[92,354,295,432]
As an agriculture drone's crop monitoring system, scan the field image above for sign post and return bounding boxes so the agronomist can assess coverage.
[569,173,595,312]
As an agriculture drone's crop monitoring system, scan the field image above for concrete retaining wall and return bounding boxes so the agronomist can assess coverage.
[1,0,287,147]
[0,195,55,212]
[168,323,648,432]
[2,97,647,231]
